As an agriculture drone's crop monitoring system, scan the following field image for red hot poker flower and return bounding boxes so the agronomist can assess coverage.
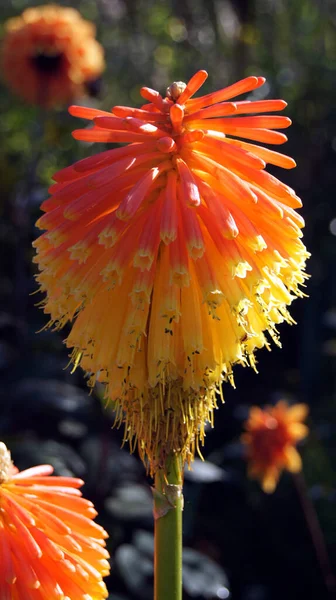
[0,442,109,599]
[34,70,309,473]
[242,401,309,492]
[2,5,105,107]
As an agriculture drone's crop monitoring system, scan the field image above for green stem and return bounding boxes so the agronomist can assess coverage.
[293,472,336,597]
[153,454,183,600]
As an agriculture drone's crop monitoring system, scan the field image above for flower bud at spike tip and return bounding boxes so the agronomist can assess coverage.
[0,442,12,483]
[166,81,187,102]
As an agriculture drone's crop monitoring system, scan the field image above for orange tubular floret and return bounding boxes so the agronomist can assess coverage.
[198,203,238,250]
[179,195,204,259]
[195,137,266,170]
[123,116,169,138]
[0,530,16,585]
[2,495,35,528]
[212,115,292,129]
[156,137,177,153]
[88,115,127,131]
[74,142,155,173]
[250,186,284,219]
[116,162,170,220]
[230,162,302,207]
[186,75,263,111]
[179,130,204,145]
[185,151,258,205]
[197,181,239,239]
[161,171,178,244]
[223,138,296,169]
[184,101,237,122]
[69,106,112,120]
[170,104,184,133]
[52,164,84,184]
[188,121,289,144]
[189,115,291,131]
[44,161,132,214]
[72,127,151,144]
[135,194,163,269]
[168,233,190,287]
[140,87,166,111]
[176,158,201,207]
[233,99,288,114]
[113,106,168,122]
[12,465,54,479]
[177,69,208,104]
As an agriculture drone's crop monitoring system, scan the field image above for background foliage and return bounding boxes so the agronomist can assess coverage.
[0,0,335,599]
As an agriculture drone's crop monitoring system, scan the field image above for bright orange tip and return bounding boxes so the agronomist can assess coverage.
[242,401,309,493]
[1,5,105,108]
[0,442,109,599]
[34,70,309,473]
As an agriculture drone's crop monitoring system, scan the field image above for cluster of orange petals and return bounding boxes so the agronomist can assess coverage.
[2,5,104,107]
[242,401,309,492]
[0,443,109,599]
[34,70,309,471]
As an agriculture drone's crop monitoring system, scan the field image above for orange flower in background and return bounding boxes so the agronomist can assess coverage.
[0,442,109,599]
[242,401,309,492]
[34,70,309,473]
[2,5,105,108]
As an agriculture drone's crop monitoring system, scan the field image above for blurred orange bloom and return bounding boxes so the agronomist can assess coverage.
[34,70,309,472]
[0,442,109,599]
[2,5,105,108]
[242,401,309,492]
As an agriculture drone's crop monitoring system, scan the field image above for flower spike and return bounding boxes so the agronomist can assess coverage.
[34,71,309,474]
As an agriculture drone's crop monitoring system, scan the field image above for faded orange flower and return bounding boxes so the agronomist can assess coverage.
[0,442,109,599]
[34,70,309,473]
[242,401,309,492]
[2,5,105,108]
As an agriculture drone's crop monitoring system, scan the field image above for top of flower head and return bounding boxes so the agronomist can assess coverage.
[0,441,13,483]
[34,70,309,473]
[2,4,105,107]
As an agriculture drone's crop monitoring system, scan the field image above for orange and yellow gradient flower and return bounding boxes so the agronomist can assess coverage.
[0,442,109,599]
[34,71,309,473]
[2,5,105,108]
[242,401,309,492]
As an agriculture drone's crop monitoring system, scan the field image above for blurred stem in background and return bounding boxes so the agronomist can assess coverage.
[13,108,47,349]
[154,454,183,600]
[293,471,336,598]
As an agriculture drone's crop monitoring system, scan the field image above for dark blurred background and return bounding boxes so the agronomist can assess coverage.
[0,0,335,599]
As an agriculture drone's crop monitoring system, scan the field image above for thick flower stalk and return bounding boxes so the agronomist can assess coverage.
[2,5,105,107]
[242,401,309,492]
[34,70,309,474]
[0,442,109,599]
